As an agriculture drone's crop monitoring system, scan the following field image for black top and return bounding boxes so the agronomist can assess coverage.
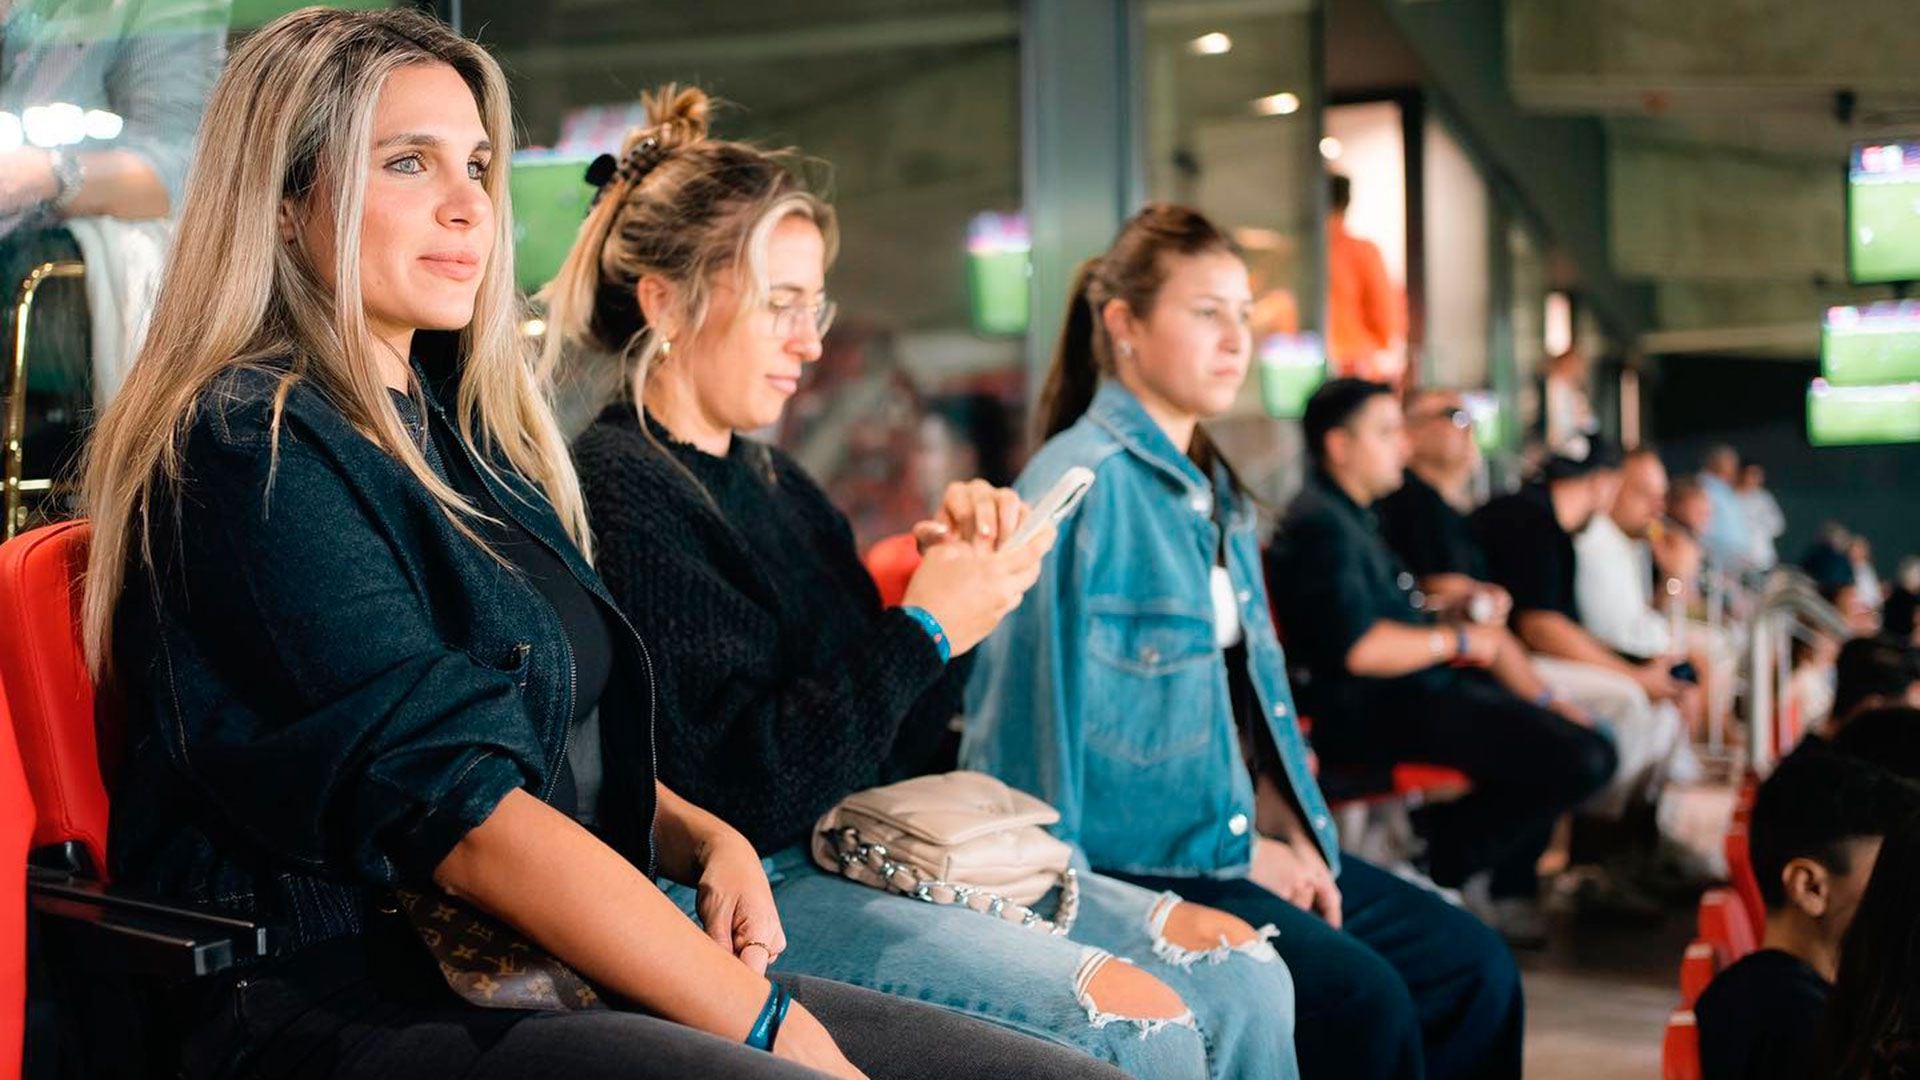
[398,391,613,817]
[1886,587,1918,641]
[1471,484,1580,623]
[1376,469,1487,581]
[1267,470,1438,689]
[1695,948,1830,1080]
[574,404,966,855]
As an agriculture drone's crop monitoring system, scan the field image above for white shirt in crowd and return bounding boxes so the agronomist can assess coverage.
[1737,487,1785,571]
[1573,513,1672,660]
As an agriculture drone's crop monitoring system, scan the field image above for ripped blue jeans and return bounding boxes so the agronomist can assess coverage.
[660,846,1298,1080]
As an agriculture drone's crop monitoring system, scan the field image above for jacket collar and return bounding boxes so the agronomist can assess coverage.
[1086,380,1209,497]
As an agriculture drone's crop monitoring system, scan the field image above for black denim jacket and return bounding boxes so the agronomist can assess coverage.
[108,341,658,954]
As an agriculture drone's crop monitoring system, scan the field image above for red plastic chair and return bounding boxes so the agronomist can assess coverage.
[1663,1009,1702,1080]
[1697,887,1757,969]
[1724,826,1767,943]
[0,520,109,878]
[1678,940,1718,1008]
[1,687,35,1080]
[863,533,922,609]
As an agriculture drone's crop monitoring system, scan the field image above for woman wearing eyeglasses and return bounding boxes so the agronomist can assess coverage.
[553,86,1299,1080]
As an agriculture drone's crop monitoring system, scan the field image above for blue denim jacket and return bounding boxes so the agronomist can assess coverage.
[962,381,1338,879]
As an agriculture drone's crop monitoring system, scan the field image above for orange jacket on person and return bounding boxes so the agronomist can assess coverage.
[1327,217,1403,382]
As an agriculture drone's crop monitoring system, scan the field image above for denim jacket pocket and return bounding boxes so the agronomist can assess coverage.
[1084,607,1217,766]
[470,641,533,688]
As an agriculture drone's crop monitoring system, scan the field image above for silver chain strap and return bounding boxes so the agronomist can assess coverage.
[823,827,1079,936]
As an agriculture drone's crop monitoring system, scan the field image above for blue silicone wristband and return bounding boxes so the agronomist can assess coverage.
[1453,625,1471,661]
[745,983,791,1052]
[898,605,952,663]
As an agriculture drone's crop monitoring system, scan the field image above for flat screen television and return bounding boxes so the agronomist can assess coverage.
[1848,139,1920,285]
[1256,332,1325,419]
[1805,378,1920,447]
[1822,302,1920,386]
[509,155,596,293]
[966,212,1031,337]
[1459,389,1504,453]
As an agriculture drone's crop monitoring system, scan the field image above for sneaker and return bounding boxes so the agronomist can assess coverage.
[1482,898,1551,950]
[1461,875,1551,949]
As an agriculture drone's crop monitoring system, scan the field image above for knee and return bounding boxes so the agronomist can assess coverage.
[1567,728,1619,796]
[1079,954,1192,1024]
[1152,897,1277,962]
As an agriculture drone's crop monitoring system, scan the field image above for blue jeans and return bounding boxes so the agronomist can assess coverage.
[661,846,1298,1080]
[1115,855,1523,1080]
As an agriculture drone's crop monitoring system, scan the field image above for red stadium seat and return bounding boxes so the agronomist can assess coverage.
[1678,940,1717,1008]
[1697,887,1758,969]
[1,686,35,1080]
[1724,826,1767,944]
[863,533,922,609]
[0,521,109,878]
[1663,1009,1702,1080]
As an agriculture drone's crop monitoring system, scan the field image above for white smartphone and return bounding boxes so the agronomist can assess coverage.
[1006,466,1096,548]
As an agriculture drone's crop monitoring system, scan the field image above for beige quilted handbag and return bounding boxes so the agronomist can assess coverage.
[812,771,1080,935]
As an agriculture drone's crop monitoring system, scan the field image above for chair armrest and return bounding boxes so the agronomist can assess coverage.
[29,869,275,978]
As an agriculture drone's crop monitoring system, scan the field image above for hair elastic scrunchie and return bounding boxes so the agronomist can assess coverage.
[584,135,673,209]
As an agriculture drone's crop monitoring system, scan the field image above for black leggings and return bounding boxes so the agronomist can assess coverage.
[183,927,1127,1080]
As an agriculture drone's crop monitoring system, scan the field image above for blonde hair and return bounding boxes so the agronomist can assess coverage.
[81,7,588,677]
[538,84,837,417]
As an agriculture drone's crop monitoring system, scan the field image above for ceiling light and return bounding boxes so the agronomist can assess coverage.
[1187,32,1232,56]
[1252,92,1301,117]
[1319,136,1343,160]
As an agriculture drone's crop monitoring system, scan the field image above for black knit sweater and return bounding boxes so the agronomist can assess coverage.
[575,403,969,855]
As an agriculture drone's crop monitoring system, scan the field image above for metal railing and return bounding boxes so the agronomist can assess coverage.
[5,259,85,540]
[1743,569,1853,775]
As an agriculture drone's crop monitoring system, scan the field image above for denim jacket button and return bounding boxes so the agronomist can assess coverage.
[1140,645,1160,665]
[1237,589,1252,603]
[1271,701,1288,718]
[1228,813,1249,836]
[1312,814,1330,831]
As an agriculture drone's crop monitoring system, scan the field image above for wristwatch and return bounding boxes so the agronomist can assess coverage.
[44,148,85,213]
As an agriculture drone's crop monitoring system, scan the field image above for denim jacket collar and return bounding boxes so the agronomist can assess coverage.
[1086,380,1210,499]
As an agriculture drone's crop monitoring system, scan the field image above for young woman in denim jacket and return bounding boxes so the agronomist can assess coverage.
[964,204,1527,1079]
[79,12,1127,1079]
[554,86,1300,1080]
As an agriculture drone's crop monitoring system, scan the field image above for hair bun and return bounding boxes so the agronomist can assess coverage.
[636,83,711,154]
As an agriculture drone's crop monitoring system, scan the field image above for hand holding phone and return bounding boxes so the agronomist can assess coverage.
[1006,467,1095,549]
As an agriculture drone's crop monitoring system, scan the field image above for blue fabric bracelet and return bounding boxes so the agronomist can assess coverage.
[898,605,952,663]
[745,982,792,1052]
[1454,625,1471,662]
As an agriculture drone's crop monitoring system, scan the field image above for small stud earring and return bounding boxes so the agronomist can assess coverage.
[658,337,672,359]
[1117,341,1134,360]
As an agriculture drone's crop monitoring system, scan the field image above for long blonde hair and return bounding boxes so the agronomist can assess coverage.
[537,84,837,423]
[81,7,588,677]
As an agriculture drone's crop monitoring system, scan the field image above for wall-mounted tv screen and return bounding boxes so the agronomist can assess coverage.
[510,155,595,293]
[1823,302,1920,386]
[1848,139,1920,285]
[1806,379,1920,447]
[1257,332,1325,419]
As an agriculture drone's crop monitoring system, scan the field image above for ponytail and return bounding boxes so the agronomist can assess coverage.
[536,165,635,382]
[1036,257,1107,441]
